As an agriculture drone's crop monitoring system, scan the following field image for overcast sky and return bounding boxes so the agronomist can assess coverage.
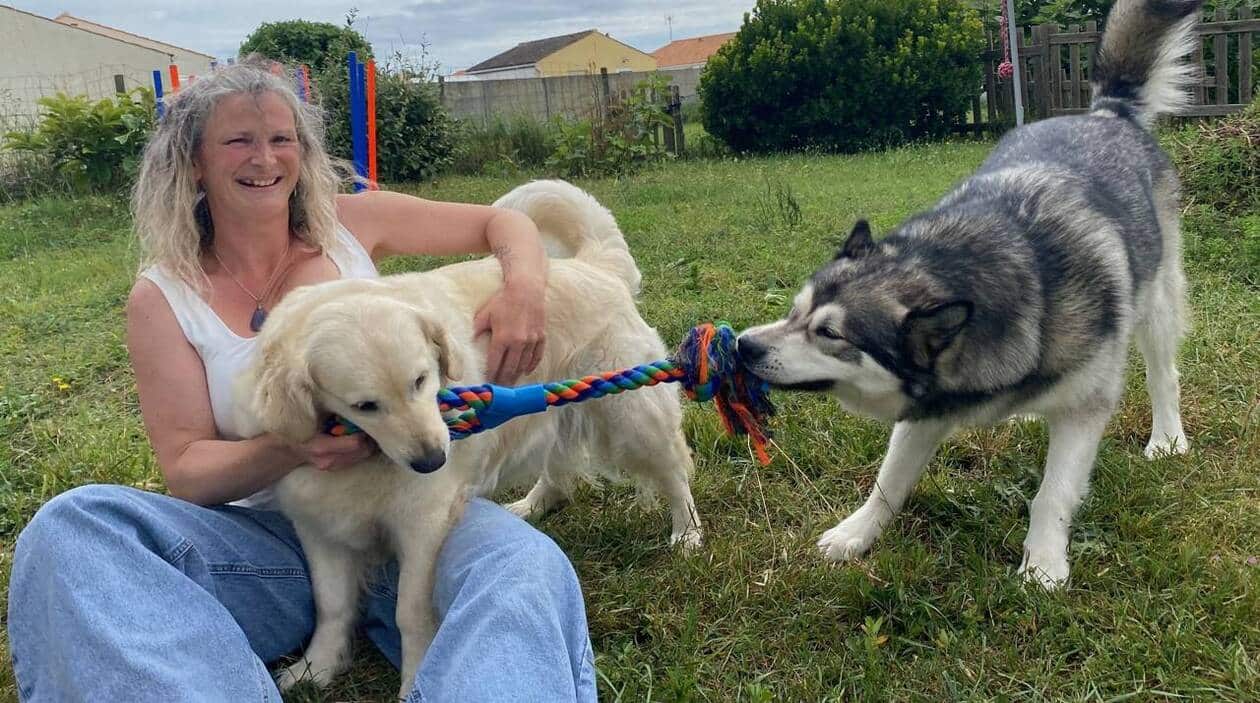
[13,1,749,74]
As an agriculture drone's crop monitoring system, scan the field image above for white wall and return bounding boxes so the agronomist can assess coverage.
[0,6,214,129]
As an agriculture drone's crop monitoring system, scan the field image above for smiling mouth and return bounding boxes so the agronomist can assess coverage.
[237,176,282,188]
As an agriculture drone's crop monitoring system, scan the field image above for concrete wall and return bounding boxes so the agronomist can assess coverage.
[440,66,704,125]
[536,33,657,77]
[0,6,214,129]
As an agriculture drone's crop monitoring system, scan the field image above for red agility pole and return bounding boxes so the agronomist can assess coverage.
[168,65,180,92]
[366,59,378,187]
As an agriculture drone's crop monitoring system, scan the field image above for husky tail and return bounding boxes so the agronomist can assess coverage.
[492,179,642,294]
[1090,0,1204,127]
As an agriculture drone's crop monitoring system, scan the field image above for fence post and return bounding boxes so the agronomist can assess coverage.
[1193,21,1206,106]
[600,67,611,120]
[1215,7,1229,105]
[1067,24,1081,109]
[1241,7,1254,102]
[1083,21,1097,108]
[480,79,490,125]
[1034,24,1052,119]
[1043,23,1060,116]
[672,85,685,155]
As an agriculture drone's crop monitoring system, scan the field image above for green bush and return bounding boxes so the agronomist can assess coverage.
[443,75,678,178]
[315,62,457,182]
[2,89,155,195]
[450,116,555,176]
[700,0,985,153]
[1164,99,1260,215]
[543,73,675,178]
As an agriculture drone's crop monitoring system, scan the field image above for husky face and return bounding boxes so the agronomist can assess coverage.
[737,221,972,422]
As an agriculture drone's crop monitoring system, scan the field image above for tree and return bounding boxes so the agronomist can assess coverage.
[239,19,372,69]
[700,0,985,153]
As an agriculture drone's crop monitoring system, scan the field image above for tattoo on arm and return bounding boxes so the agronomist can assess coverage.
[492,244,513,277]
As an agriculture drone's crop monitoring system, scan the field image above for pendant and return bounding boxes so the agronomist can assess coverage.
[249,306,267,332]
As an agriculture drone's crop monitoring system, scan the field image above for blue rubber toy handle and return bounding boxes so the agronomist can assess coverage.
[471,383,549,430]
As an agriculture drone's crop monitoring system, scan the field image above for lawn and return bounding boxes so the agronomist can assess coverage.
[1,140,1257,701]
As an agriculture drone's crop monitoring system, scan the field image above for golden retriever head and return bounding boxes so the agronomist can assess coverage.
[244,282,463,473]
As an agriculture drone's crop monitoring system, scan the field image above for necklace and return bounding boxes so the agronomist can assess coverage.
[212,237,293,332]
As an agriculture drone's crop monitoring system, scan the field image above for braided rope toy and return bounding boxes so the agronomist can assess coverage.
[323,322,776,465]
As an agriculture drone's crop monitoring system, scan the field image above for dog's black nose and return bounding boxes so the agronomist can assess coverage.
[408,449,447,474]
[736,335,768,364]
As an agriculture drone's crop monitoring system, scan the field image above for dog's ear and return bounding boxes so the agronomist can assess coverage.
[902,300,973,369]
[245,334,320,443]
[415,311,463,384]
[835,219,874,259]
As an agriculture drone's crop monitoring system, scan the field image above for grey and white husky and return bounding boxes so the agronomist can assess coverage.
[737,0,1200,588]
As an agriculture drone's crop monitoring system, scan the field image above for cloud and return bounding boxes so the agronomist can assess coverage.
[12,0,747,71]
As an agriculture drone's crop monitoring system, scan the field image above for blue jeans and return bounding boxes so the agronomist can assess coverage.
[8,485,597,702]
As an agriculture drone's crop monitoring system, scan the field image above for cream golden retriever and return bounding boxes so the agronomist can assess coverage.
[239,179,697,698]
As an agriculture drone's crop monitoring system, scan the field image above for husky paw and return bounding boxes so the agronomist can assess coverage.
[1018,548,1069,590]
[817,512,881,562]
[670,525,703,551]
[1144,435,1189,460]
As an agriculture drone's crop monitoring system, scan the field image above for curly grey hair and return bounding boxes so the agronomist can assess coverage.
[131,58,348,290]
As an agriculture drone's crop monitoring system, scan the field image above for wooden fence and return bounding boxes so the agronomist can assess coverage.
[963,6,1256,133]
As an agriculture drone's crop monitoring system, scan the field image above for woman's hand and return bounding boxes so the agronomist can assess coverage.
[473,276,546,385]
[289,433,375,471]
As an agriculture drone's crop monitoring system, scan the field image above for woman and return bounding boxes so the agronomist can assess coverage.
[7,61,596,702]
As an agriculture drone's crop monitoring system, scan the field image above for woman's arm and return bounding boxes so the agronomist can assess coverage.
[126,279,372,505]
[337,191,548,383]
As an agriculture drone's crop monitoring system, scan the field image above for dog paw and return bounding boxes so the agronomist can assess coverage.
[275,662,312,692]
[1018,548,1069,590]
[817,513,881,562]
[1144,435,1189,460]
[670,526,703,551]
[503,497,540,519]
[276,655,341,692]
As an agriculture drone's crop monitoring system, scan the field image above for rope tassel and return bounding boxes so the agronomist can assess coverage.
[324,322,776,465]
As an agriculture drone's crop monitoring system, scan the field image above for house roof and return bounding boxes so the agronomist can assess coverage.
[466,29,598,73]
[53,12,215,59]
[651,32,736,68]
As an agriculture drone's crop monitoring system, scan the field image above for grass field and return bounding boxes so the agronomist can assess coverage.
[1,140,1257,701]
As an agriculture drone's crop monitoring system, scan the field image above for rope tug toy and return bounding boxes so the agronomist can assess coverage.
[323,322,776,465]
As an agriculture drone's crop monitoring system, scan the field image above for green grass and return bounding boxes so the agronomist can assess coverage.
[2,140,1257,702]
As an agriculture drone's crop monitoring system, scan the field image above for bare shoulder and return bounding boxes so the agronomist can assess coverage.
[125,276,188,354]
[336,191,389,253]
[126,276,169,323]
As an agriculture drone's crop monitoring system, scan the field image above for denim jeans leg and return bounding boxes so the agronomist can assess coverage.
[362,498,597,703]
[8,484,317,702]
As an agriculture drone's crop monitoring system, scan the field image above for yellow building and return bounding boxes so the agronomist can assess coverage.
[461,29,656,80]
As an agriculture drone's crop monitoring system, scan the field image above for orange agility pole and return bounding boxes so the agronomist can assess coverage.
[168,65,180,91]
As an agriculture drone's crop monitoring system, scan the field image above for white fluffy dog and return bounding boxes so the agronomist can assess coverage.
[240,180,697,698]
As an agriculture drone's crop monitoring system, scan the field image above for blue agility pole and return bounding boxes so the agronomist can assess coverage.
[294,66,306,103]
[348,52,368,191]
[152,70,165,120]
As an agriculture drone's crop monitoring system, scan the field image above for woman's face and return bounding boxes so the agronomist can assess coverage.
[194,91,301,223]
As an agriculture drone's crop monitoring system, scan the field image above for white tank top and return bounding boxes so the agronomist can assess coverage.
[139,224,378,508]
